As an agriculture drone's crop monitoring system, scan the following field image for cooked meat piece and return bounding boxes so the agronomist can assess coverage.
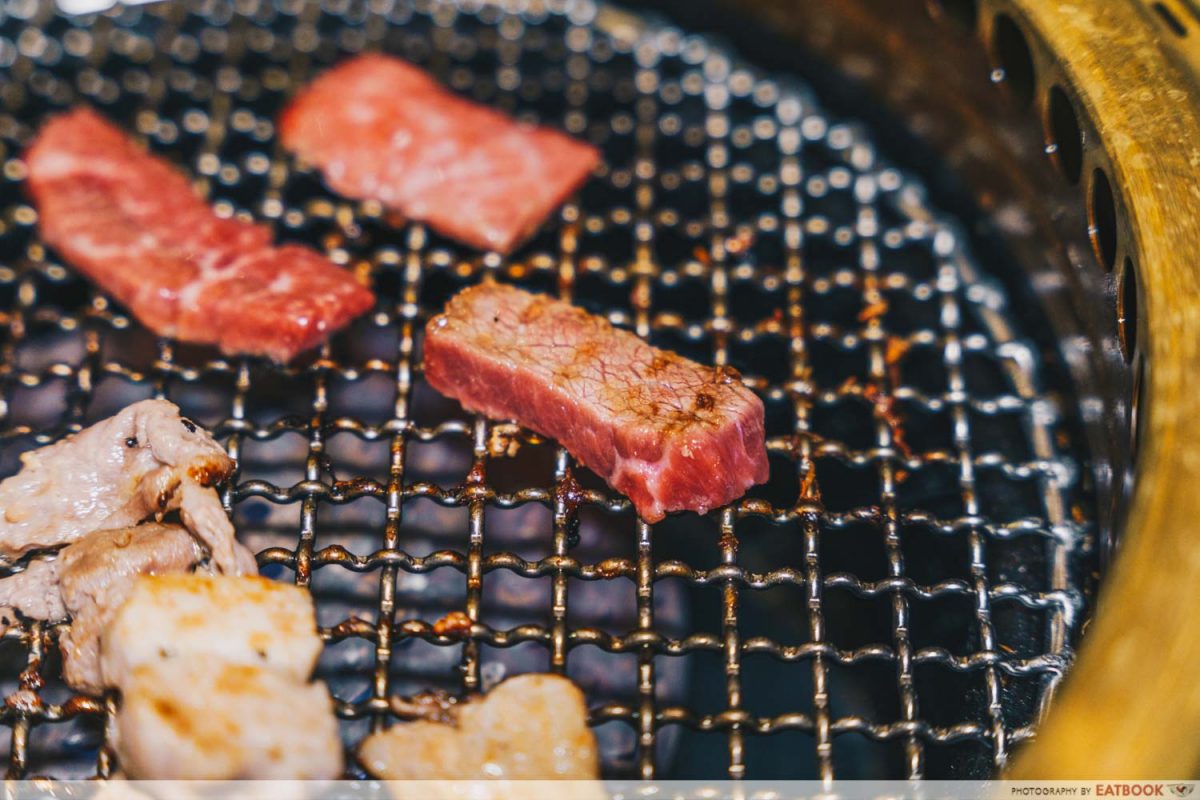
[0,558,63,620]
[175,479,259,577]
[59,523,226,695]
[100,573,321,689]
[113,656,343,779]
[25,108,374,363]
[0,523,255,693]
[0,399,249,572]
[279,54,600,254]
[423,284,770,521]
[358,674,599,780]
[0,559,64,631]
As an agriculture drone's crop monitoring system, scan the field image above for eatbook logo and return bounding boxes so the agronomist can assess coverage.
[1169,786,1195,798]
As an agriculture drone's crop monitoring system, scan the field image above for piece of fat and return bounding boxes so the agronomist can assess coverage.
[100,573,321,689]
[113,656,343,779]
[359,673,600,780]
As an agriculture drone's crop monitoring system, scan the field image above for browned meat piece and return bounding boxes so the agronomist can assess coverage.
[104,575,340,779]
[174,479,258,576]
[0,399,250,574]
[99,573,322,689]
[358,674,599,781]
[113,656,343,779]
[423,283,770,521]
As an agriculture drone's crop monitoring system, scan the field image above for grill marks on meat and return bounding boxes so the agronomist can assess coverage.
[279,54,600,254]
[0,399,249,573]
[105,574,341,779]
[100,573,321,688]
[24,108,374,363]
[358,674,599,781]
[423,284,770,521]
[114,657,342,780]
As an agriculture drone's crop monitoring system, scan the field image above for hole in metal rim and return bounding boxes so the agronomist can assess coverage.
[1119,256,1138,362]
[1089,168,1118,271]
[1131,351,1147,463]
[1046,85,1082,185]
[991,14,1035,107]
[1152,1,1189,37]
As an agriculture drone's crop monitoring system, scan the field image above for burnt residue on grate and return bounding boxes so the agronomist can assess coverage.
[0,0,1093,781]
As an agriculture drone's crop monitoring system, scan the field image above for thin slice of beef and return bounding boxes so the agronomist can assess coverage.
[24,108,374,363]
[423,283,770,522]
[279,54,600,254]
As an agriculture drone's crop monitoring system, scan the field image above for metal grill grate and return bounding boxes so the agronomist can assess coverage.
[0,0,1093,780]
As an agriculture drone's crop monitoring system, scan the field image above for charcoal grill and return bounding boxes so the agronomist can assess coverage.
[0,0,1192,782]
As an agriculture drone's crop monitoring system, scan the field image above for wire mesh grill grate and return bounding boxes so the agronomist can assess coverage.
[0,0,1093,780]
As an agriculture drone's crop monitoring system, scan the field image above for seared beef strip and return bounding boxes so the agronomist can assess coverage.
[424,283,769,521]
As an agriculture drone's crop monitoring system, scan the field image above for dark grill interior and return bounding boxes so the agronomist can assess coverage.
[0,0,1095,780]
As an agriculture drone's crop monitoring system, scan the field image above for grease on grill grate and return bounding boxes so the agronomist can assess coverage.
[0,0,1093,781]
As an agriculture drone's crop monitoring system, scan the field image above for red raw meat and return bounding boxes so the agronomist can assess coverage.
[24,108,375,363]
[279,54,600,254]
[423,283,770,522]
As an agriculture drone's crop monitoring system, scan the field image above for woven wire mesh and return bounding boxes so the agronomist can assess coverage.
[0,0,1093,780]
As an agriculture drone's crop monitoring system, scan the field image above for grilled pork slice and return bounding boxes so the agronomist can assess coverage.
[359,674,598,780]
[114,656,343,779]
[423,284,770,521]
[0,523,248,694]
[0,399,251,573]
[0,523,255,694]
[60,524,233,695]
[280,54,600,254]
[25,108,374,362]
[0,559,63,644]
[0,558,63,625]
[100,573,321,689]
